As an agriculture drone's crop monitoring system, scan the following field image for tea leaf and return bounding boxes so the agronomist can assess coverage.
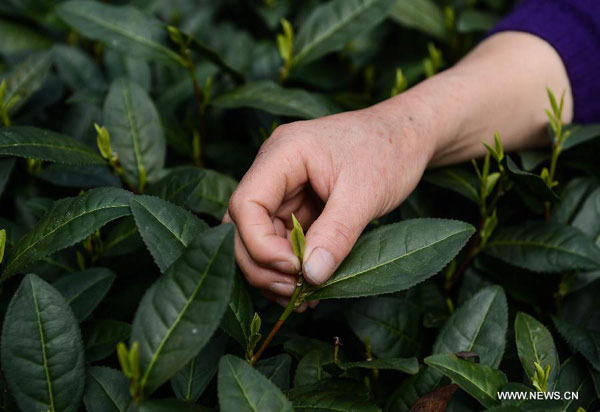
[1,51,52,115]
[52,45,106,91]
[1,274,86,412]
[56,0,185,66]
[425,353,506,409]
[390,0,446,40]
[83,320,132,362]
[457,9,499,33]
[287,379,381,411]
[306,219,475,300]
[555,356,596,412]
[53,267,116,322]
[131,224,235,395]
[483,222,600,273]
[171,332,228,403]
[256,354,292,390]
[2,188,133,282]
[290,213,305,261]
[185,168,238,220]
[553,317,600,372]
[104,78,166,190]
[294,349,332,387]
[0,18,52,55]
[505,156,557,201]
[84,367,133,412]
[147,167,206,206]
[433,285,508,368]
[0,127,105,165]
[293,0,394,67]
[514,312,559,390]
[385,367,444,412]
[561,124,600,150]
[0,158,15,198]
[336,357,419,374]
[130,195,208,273]
[213,81,338,119]
[218,354,293,412]
[220,272,254,348]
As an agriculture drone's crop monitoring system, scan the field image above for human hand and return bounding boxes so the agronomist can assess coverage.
[224,103,434,307]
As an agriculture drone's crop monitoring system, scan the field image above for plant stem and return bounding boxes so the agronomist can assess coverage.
[252,275,305,365]
[188,67,206,167]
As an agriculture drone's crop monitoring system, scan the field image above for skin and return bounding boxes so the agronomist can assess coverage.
[224,32,573,309]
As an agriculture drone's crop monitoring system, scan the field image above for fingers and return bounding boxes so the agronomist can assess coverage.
[303,186,371,285]
[227,135,308,272]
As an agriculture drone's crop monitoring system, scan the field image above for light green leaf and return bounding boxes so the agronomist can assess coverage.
[256,354,292,390]
[514,312,559,390]
[290,213,305,260]
[53,267,116,322]
[425,353,506,409]
[185,168,238,220]
[131,224,235,395]
[82,320,132,362]
[483,222,600,273]
[293,0,394,66]
[0,126,105,165]
[0,18,52,55]
[307,219,474,300]
[171,332,228,403]
[346,296,420,358]
[147,167,206,206]
[389,0,446,40]
[1,274,86,412]
[218,354,293,412]
[130,195,208,273]
[220,272,254,348]
[213,81,338,119]
[2,51,52,114]
[287,379,381,411]
[84,367,133,412]
[433,285,508,368]
[104,78,166,189]
[2,188,133,282]
[56,0,185,66]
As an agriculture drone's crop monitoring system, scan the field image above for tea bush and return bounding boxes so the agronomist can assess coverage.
[0,0,599,411]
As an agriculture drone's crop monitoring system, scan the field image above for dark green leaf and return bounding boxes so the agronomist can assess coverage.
[1,274,85,412]
[83,319,132,362]
[52,45,105,91]
[131,224,235,395]
[457,10,499,33]
[307,219,474,300]
[423,167,479,204]
[38,164,121,189]
[389,0,446,40]
[218,354,293,412]
[147,167,205,206]
[53,267,116,322]
[0,126,105,165]
[102,217,144,257]
[137,399,212,412]
[105,48,152,92]
[551,177,597,224]
[2,51,52,114]
[213,81,338,119]
[514,312,559,389]
[562,124,600,150]
[571,187,600,239]
[0,18,52,55]
[56,0,185,66]
[287,379,381,411]
[553,317,600,371]
[84,367,133,412]
[220,272,253,348]
[256,354,292,390]
[171,332,228,403]
[505,156,557,202]
[283,337,332,360]
[185,169,237,220]
[104,78,166,188]
[130,195,207,273]
[293,0,394,66]
[555,356,596,412]
[385,367,443,412]
[337,357,419,374]
[2,187,132,281]
[0,158,15,197]
[425,353,506,409]
[346,296,421,358]
[294,349,332,387]
[483,222,600,273]
[433,285,507,368]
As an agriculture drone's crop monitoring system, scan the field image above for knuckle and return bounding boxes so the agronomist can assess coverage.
[227,190,243,219]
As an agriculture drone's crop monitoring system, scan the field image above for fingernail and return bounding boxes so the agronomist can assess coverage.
[269,282,296,296]
[273,259,300,273]
[304,248,336,285]
[308,300,319,309]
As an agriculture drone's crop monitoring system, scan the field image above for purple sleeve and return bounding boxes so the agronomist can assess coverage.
[489,0,600,123]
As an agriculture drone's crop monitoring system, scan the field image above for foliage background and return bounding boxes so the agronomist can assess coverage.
[0,0,599,411]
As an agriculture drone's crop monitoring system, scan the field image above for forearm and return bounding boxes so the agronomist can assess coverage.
[374,32,573,167]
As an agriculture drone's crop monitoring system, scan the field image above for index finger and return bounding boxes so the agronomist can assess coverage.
[227,137,307,271]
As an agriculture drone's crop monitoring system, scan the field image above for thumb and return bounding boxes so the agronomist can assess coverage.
[302,189,371,285]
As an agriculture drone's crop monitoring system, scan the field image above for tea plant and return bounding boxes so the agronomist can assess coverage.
[0,0,599,411]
